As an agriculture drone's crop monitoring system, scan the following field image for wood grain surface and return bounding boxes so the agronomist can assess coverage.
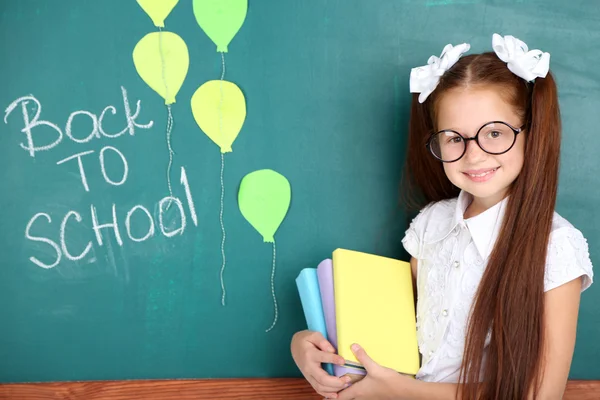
[0,378,598,399]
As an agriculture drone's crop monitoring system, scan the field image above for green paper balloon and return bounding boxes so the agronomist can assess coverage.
[238,170,291,243]
[193,0,248,52]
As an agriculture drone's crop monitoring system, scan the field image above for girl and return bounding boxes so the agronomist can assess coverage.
[290,33,594,400]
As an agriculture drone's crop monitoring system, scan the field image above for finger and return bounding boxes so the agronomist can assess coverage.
[314,385,339,399]
[312,368,351,390]
[351,344,376,372]
[337,382,358,400]
[308,374,342,399]
[316,387,341,399]
[313,350,346,366]
[307,333,336,353]
[318,391,339,399]
[338,379,364,400]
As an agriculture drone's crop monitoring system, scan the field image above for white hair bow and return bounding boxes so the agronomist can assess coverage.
[492,33,550,82]
[409,43,470,103]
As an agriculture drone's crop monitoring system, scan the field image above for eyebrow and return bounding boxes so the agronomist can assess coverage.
[438,121,516,133]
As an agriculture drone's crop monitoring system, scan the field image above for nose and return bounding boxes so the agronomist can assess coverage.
[463,139,487,163]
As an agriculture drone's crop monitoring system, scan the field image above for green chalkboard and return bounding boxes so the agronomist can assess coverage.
[0,0,598,383]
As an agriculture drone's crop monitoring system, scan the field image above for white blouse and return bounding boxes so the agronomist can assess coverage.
[401,190,594,383]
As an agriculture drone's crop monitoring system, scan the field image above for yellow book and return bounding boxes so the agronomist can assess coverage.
[333,248,420,376]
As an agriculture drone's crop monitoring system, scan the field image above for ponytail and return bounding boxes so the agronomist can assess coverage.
[401,52,562,400]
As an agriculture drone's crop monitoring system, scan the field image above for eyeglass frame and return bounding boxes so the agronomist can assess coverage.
[425,120,526,163]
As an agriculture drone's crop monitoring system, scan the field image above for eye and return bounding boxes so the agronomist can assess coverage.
[487,130,502,139]
[448,136,463,144]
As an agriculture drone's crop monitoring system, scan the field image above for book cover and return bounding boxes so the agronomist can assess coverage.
[295,267,334,375]
[332,248,420,376]
[317,258,366,380]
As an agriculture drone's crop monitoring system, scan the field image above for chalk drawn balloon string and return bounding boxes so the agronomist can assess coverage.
[265,241,278,332]
[158,27,175,209]
[219,51,228,306]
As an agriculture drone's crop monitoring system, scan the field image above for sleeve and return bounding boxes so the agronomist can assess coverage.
[401,206,428,260]
[544,227,594,293]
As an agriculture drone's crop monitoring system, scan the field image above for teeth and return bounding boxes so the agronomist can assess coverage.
[468,168,497,177]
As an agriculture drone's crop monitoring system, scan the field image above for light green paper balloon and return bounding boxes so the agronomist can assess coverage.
[191,80,246,153]
[193,0,248,52]
[239,170,291,243]
[132,31,189,105]
[136,0,179,28]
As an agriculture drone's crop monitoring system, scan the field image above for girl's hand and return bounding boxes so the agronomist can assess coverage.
[337,344,411,400]
[290,330,351,398]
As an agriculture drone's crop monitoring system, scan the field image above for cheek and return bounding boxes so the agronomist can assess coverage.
[496,145,525,177]
[503,135,526,173]
[443,163,457,175]
[442,162,462,183]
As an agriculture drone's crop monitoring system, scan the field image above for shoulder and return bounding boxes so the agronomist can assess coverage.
[550,211,576,232]
[544,211,594,292]
[402,198,457,259]
[422,197,457,219]
[410,198,457,230]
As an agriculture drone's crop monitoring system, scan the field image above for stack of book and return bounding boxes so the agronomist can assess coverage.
[296,248,420,382]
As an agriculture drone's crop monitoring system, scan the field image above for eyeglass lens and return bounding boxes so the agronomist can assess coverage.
[429,122,516,162]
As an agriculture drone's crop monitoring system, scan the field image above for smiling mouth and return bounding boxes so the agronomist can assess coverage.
[463,167,500,178]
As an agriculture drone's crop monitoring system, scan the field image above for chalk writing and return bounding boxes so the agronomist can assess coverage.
[24,165,197,268]
[125,205,155,242]
[7,85,200,268]
[4,86,153,158]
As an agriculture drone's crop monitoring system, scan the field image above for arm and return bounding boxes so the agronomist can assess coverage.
[532,275,582,399]
[410,257,418,310]
[401,276,583,400]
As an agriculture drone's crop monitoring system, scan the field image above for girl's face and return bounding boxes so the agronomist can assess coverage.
[436,87,526,207]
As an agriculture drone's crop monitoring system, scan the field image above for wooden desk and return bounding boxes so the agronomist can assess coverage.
[1,379,599,399]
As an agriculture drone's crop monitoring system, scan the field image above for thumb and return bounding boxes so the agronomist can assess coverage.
[351,343,377,371]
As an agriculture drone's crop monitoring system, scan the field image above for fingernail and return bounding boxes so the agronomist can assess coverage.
[351,344,360,352]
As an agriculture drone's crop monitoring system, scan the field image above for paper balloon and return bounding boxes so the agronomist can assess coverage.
[238,170,291,243]
[191,80,246,153]
[193,0,247,52]
[132,31,189,105]
[136,0,179,28]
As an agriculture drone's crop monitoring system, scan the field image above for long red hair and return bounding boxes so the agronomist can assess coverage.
[401,52,561,399]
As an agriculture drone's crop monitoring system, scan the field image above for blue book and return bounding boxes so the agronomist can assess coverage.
[296,267,334,375]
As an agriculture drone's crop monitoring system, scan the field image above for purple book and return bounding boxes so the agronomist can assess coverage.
[317,259,366,379]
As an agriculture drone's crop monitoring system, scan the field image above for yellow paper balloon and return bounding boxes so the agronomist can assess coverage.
[136,0,179,28]
[191,80,246,153]
[132,32,189,105]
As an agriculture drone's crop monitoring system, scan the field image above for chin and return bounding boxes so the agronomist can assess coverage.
[465,186,501,199]
[451,175,509,200]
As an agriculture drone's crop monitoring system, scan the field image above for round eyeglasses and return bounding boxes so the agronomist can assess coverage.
[426,121,525,163]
